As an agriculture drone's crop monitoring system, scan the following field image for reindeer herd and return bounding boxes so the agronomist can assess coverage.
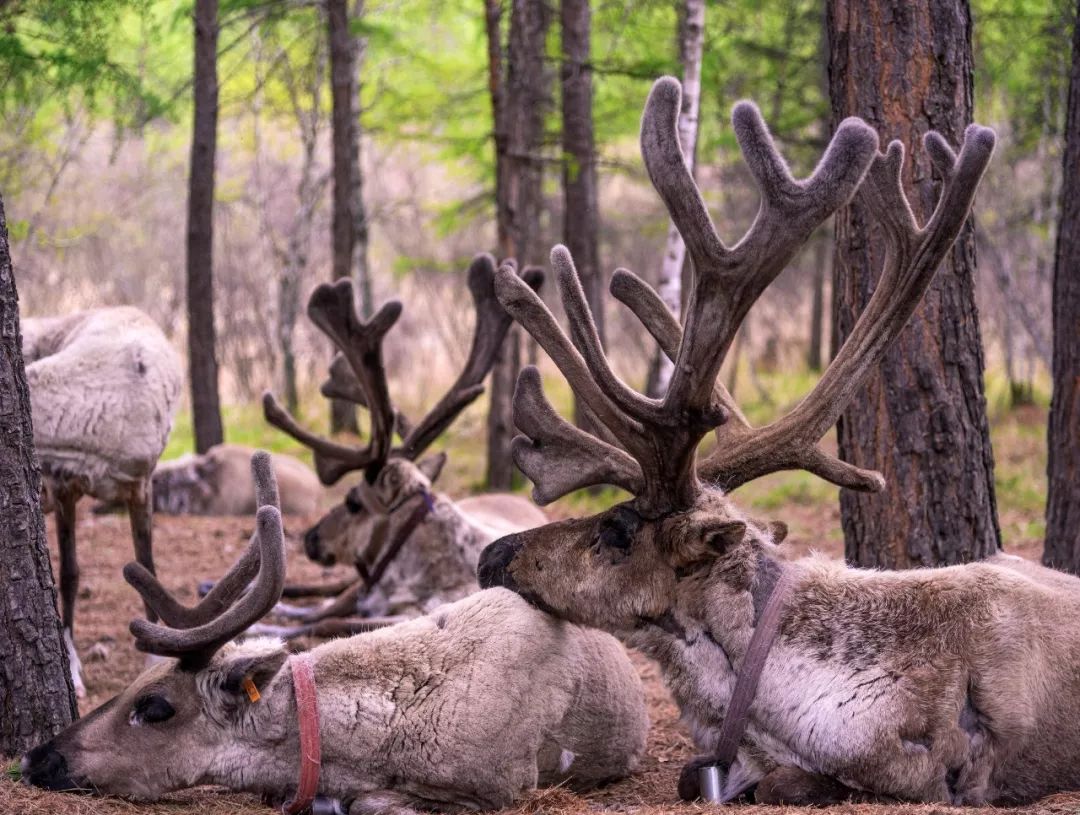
[14,76,1080,812]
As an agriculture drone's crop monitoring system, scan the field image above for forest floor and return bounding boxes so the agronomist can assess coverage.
[0,403,1066,815]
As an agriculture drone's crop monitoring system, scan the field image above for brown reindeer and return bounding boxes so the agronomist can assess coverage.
[258,254,547,637]
[472,78,1064,807]
[22,452,648,814]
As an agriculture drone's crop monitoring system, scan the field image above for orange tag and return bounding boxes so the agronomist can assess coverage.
[242,676,261,703]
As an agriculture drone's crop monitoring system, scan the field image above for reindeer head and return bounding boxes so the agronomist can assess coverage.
[479,77,995,636]
[265,254,542,569]
[22,453,293,800]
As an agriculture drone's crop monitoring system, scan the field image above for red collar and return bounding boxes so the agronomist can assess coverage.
[282,654,321,814]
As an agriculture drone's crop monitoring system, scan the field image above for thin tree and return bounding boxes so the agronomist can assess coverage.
[485,0,552,489]
[187,0,224,453]
[327,0,367,434]
[0,192,77,754]
[561,0,602,428]
[646,0,704,397]
[827,0,1001,567]
[1043,1,1080,572]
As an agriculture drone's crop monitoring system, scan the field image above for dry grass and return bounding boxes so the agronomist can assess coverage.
[2,409,1071,815]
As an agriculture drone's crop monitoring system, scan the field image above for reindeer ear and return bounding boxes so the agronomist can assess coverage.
[203,640,288,715]
[703,521,747,554]
[416,452,447,484]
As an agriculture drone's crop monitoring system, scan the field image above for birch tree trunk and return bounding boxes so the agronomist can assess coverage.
[0,192,77,754]
[1043,1,1080,572]
[647,0,704,397]
[187,0,224,453]
[828,0,1001,568]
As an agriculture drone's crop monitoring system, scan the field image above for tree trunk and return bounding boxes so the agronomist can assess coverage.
[561,0,602,430]
[351,0,373,319]
[0,193,77,755]
[807,232,828,371]
[187,0,224,454]
[828,0,1001,568]
[328,0,360,434]
[1043,2,1080,572]
[646,0,704,398]
[485,0,552,489]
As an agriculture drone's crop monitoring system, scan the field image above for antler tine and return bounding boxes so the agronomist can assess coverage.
[398,254,543,460]
[320,353,414,440]
[126,454,286,666]
[699,125,996,492]
[130,504,287,665]
[493,261,649,458]
[263,283,402,485]
[123,452,280,630]
[658,93,879,418]
[512,366,644,504]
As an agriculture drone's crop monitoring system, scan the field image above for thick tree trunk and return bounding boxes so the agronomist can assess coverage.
[561,0,602,430]
[187,0,224,454]
[485,0,551,489]
[328,0,360,434]
[807,232,828,371]
[1043,3,1080,572]
[0,193,77,755]
[828,0,1001,568]
[646,0,704,398]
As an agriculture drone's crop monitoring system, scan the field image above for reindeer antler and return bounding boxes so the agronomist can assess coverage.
[264,282,401,486]
[124,452,286,669]
[498,77,881,516]
[265,254,542,484]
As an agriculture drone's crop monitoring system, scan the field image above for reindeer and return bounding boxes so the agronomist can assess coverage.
[22,306,182,697]
[472,78,1069,807]
[257,254,548,637]
[21,452,649,815]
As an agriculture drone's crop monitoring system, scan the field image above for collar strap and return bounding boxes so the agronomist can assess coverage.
[282,654,321,815]
[356,490,435,592]
[711,568,795,771]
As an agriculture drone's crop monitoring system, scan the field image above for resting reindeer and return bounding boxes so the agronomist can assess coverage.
[257,254,547,638]
[22,306,182,697]
[474,78,1062,807]
[22,452,649,814]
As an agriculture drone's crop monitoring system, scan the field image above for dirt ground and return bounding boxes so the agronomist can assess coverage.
[0,501,1071,815]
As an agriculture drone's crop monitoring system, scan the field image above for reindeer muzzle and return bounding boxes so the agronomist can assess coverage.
[21,742,84,793]
[477,535,524,591]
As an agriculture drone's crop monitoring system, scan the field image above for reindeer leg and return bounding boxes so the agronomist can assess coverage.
[754,766,889,805]
[348,790,426,815]
[127,479,158,623]
[55,484,85,699]
[245,615,405,641]
[271,578,366,621]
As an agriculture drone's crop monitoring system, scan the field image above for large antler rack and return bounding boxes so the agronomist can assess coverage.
[496,76,884,517]
[264,254,542,486]
[123,452,286,669]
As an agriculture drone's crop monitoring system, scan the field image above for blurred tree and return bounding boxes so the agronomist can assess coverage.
[1043,0,1080,571]
[828,0,1002,568]
[187,0,225,453]
[645,0,703,398]
[328,0,363,435]
[561,0,603,429]
[0,191,77,753]
[485,0,552,489]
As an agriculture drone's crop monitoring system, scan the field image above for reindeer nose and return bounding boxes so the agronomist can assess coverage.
[303,526,321,561]
[22,742,76,792]
[478,535,523,590]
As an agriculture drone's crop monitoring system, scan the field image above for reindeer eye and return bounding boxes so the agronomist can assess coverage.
[598,524,632,552]
[344,491,364,514]
[130,694,175,726]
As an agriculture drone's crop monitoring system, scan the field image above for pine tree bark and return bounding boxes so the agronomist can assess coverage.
[561,0,602,429]
[485,0,552,489]
[828,0,1001,568]
[1043,2,1080,572]
[0,193,77,755]
[328,0,361,434]
[187,0,224,454]
[646,0,704,397]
